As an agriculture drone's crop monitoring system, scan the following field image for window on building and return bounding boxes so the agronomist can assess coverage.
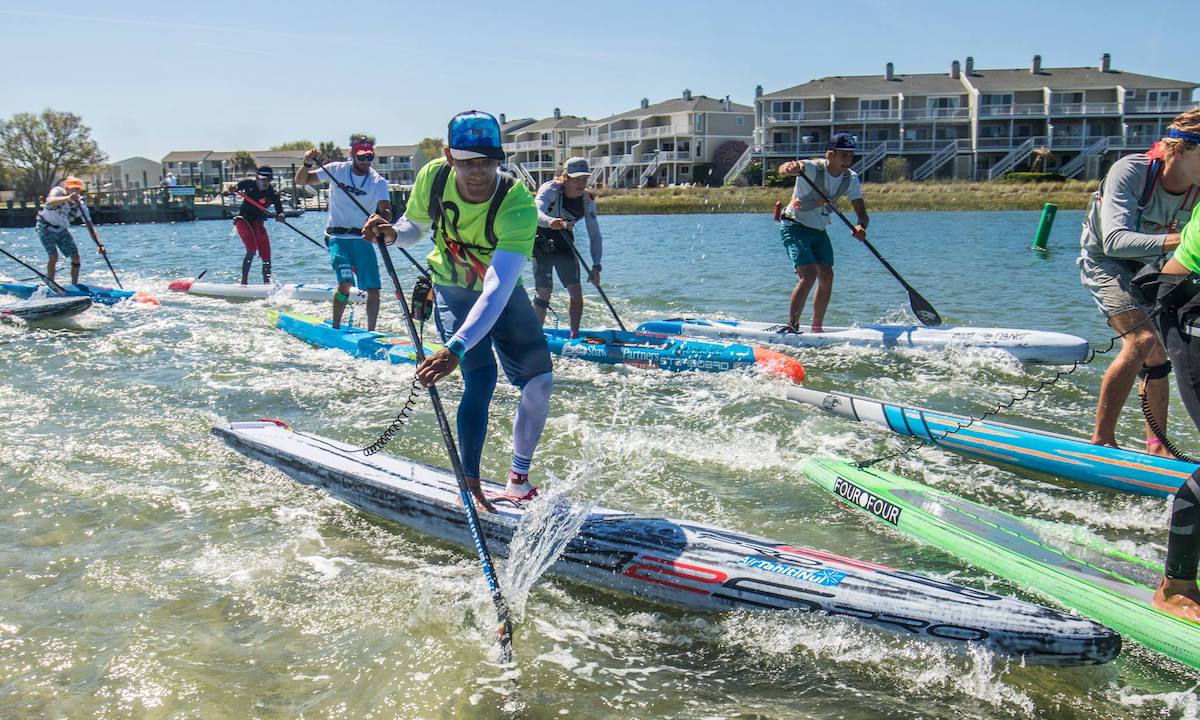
[735,116,745,127]
[905,127,930,141]
[867,129,889,141]
[696,115,705,131]
[859,98,891,118]
[695,141,703,158]
[1125,89,1138,100]
[1054,92,1084,106]
[980,125,1007,138]
[979,93,1013,106]
[680,166,690,175]
[772,132,789,144]
[1148,90,1182,107]
[1056,124,1082,137]
[771,101,798,114]
[377,156,389,164]
[1014,124,1034,138]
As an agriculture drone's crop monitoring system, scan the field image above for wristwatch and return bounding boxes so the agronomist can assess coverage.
[593,265,602,272]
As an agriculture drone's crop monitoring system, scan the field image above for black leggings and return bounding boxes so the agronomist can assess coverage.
[1157,310,1200,580]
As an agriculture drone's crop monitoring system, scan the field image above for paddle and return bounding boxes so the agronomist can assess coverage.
[79,208,123,289]
[794,168,942,326]
[563,230,626,331]
[233,188,326,252]
[0,245,70,295]
[313,157,515,663]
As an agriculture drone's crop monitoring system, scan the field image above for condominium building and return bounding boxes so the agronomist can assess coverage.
[161,146,426,188]
[502,109,588,187]
[747,54,1198,182]
[567,91,754,187]
[85,156,163,190]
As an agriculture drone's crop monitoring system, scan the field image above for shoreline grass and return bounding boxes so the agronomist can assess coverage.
[592,181,1098,215]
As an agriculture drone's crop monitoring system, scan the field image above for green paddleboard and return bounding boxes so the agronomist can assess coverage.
[801,457,1200,670]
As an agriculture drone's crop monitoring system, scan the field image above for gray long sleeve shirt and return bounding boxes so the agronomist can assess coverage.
[1080,153,1200,264]
[534,180,603,265]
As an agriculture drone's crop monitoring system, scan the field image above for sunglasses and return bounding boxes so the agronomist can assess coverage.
[355,154,375,163]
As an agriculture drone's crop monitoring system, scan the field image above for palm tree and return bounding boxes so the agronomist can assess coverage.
[1030,147,1054,174]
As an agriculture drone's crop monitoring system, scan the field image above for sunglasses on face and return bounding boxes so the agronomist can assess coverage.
[355,154,375,163]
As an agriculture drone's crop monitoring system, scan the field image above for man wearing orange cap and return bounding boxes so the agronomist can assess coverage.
[36,176,103,285]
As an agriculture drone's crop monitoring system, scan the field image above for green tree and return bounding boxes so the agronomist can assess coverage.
[316,141,344,164]
[712,140,747,185]
[0,109,107,199]
[883,157,910,182]
[271,140,314,151]
[418,136,444,162]
[230,150,257,176]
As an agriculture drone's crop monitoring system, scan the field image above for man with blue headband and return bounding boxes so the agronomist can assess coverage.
[365,111,550,510]
[1080,110,1200,457]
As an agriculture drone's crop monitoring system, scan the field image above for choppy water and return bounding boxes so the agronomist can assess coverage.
[2,209,1198,719]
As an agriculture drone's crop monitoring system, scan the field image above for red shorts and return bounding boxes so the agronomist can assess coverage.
[235,217,271,261]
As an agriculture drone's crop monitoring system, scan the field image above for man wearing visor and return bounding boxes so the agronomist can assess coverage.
[364,111,551,510]
[776,132,869,332]
[296,134,391,330]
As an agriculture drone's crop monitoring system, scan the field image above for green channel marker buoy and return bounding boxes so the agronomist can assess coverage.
[1032,202,1057,251]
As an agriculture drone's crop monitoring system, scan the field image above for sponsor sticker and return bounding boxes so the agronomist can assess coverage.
[736,556,847,586]
[833,476,902,525]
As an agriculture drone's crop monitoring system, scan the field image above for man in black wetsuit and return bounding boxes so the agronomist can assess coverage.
[226,165,285,284]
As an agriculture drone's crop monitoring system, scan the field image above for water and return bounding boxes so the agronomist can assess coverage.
[2,209,1198,718]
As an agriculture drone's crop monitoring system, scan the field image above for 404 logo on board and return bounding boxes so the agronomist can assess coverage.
[833,476,902,525]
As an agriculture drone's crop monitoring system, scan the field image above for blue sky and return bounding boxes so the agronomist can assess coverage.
[2,0,1193,162]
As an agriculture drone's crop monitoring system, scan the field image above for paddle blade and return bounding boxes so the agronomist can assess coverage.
[910,293,942,326]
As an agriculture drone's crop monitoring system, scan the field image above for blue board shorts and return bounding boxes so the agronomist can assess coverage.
[37,221,79,258]
[434,283,552,387]
[326,235,381,290]
[781,220,834,268]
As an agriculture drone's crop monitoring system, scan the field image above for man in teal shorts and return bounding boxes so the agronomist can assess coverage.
[777,133,869,332]
[295,134,392,330]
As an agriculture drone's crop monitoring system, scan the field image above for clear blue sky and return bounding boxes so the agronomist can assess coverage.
[2,0,1193,162]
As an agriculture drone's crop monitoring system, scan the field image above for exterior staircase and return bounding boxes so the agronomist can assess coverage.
[508,162,537,189]
[912,141,959,181]
[987,137,1037,180]
[638,152,662,188]
[1060,136,1109,179]
[851,141,891,175]
[722,144,755,185]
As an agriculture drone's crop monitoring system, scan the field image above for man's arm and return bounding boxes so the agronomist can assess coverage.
[294,149,323,187]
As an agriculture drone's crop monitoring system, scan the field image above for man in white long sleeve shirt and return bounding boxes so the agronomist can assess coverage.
[531,157,604,337]
[365,111,551,510]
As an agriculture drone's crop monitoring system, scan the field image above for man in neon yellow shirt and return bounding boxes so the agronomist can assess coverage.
[366,111,551,510]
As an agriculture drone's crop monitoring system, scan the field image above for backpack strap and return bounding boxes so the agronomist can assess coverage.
[1138,158,1162,213]
[427,162,452,228]
[485,174,515,248]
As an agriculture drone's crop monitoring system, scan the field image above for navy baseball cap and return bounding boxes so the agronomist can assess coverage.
[256,165,274,178]
[447,111,506,161]
[828,133,859,152]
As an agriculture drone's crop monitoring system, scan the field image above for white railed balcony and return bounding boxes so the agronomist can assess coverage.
[902,107,970,121]
[1049,103,1120,116]
[522,161,557,171]
[503,139,555,152]
[596,134,611,143]
[978,103,1047,117]
[641,124,691,138]
[976,136,1044,149]
[901,139,968,152]
[609,129,640,141]
[764,111,833,124]
[570,135,599,147]
[1124,100,1200,114]
[833,109,901,121]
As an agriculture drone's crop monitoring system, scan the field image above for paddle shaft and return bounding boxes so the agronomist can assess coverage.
[793,168,942,326]
[309,159,430,279]
[563,232,625,331]
[373,235,515,664]
[233,190,326,252]
[0,245,69,295]
[80,212,123,289]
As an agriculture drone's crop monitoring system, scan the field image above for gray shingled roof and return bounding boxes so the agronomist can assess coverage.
[162,151,212,162]
[513,115,586,133]
[965,67,1197,91]
[501,118,535,134]
[764,72,967,99]
[589,95,752,124]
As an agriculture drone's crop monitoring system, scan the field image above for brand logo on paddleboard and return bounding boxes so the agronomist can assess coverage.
[833,477,902,525]
[821,395,842,410]
[736,556,847,586]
